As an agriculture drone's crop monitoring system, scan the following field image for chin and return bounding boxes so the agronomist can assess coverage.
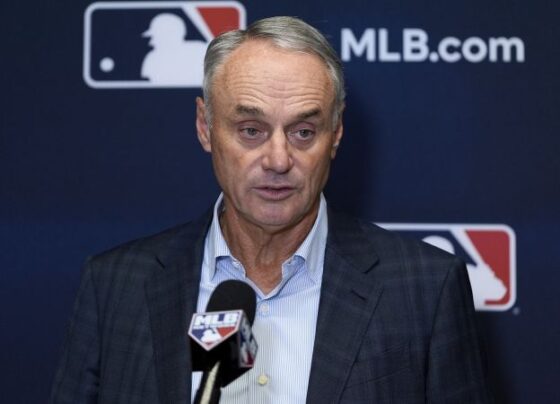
[252,214,293,228]
[250,207,305,229]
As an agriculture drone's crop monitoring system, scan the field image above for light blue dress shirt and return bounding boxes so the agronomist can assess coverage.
[191,193,328,404]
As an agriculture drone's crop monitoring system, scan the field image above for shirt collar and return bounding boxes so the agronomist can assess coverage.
[202,193,328,284]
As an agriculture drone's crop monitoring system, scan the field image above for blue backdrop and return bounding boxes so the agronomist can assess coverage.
[2,1,559,402]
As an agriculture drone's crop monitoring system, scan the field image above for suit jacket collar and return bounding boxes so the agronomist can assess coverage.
[145,211,213,404]
[306,208,382,403]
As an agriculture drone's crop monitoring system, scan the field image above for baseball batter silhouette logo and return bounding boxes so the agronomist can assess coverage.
[83,1,246,88]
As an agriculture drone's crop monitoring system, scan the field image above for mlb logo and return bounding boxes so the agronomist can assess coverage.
[189,310,242,351]
[83,1,246,88]
[379,223,516,311]
[237,313,258,367]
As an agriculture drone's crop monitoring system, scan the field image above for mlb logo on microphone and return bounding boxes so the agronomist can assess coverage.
[379,223,516,311]
[189,310,242,351]
[83,1,246,88]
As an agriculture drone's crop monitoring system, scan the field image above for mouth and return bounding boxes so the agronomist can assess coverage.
[253,186,296,201]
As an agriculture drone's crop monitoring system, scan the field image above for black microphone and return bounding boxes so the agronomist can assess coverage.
[189,280,258,404]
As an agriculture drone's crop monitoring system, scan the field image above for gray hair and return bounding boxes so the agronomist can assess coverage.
[202,16,345,128]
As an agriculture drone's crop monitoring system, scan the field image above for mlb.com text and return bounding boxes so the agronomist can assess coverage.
[341,28,525,63]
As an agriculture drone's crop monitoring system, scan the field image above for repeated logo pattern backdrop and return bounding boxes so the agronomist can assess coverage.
[2,1,559,403]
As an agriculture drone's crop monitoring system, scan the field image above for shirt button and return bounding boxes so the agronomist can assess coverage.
[258,302,270,316]
[257,373,269,386]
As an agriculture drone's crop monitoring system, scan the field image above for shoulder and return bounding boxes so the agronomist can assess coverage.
[327,209,464,280]
[327,209,473,325]
[364,220,459,266]
[85,211,212,282]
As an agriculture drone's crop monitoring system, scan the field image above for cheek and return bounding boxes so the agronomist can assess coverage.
[300,150,333,184]
[211,145,235,186]
[212,145,258,186]
[291,159,330,212]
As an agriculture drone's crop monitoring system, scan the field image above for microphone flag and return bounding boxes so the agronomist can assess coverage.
[189,309,257,371]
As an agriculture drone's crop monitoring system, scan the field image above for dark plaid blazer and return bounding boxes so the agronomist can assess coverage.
[50,209,492,403]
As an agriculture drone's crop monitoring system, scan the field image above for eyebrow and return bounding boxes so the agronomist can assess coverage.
[297,108,322,121]
[234,104,264,117]
[233,105,323,121]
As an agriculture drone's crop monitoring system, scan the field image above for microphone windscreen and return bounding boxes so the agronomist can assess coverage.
[206,280,257,325]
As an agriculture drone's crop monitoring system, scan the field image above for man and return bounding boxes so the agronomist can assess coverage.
[51,16,492,403]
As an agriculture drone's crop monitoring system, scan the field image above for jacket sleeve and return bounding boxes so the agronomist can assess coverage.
[50,259,100,404]
[426,260,493,403]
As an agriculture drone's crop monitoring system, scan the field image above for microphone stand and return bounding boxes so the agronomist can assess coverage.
[194,361,222,404]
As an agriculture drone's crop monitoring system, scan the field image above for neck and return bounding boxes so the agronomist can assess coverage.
[219,201,319,294]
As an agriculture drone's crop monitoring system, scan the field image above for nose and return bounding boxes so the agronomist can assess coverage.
[261,130,293,173]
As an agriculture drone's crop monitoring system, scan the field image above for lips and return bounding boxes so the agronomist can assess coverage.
[253,185,296,201]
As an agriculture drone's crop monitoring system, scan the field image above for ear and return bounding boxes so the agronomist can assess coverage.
[330,112,344,159]
[196,97,212,153]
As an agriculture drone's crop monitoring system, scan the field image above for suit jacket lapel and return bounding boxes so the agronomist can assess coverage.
[145,213,212,404]
[307,210,383,403]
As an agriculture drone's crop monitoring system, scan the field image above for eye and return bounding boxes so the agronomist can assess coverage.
[240,127,260,138]
[295,129,314,139]
[288,126,316,146]
[239,126,267,143]
[237,124,268,146]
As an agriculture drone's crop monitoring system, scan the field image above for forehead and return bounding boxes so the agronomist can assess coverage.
[211,40,335,114]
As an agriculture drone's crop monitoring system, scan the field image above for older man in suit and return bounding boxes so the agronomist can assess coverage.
[51,16,492,403]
